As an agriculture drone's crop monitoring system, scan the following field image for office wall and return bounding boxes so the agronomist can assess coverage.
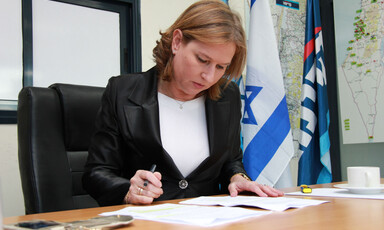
[0,125,22,217]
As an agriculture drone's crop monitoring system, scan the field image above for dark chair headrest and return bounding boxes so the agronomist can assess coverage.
[50,84,105,151]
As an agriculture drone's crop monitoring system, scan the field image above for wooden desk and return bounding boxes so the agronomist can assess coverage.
[4,182,384,230]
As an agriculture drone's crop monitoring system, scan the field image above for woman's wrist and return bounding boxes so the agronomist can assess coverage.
[230,173,251,182]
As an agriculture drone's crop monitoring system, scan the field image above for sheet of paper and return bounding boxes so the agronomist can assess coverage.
[286,188,384,199]
[100,203,271,227]
[179,195,328,211]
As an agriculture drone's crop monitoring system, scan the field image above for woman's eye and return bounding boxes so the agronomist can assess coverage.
[216,65,224,70]
[197,56,207,63]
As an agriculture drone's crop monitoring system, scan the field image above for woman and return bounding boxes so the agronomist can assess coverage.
[83,0,283,206]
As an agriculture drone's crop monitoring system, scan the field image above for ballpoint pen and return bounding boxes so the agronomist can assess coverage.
[143,164,157,187]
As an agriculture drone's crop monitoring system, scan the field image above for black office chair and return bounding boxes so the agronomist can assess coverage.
[17,83,104,214]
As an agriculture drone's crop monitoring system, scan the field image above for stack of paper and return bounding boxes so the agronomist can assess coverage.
[100,196,328,227]
[100,203,270,227]
[180,195,328,211]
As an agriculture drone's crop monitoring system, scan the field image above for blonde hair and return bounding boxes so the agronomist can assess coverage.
[153,0,246,100]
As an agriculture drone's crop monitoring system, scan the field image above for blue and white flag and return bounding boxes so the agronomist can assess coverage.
[298,0,332,185]
[243,0,294,187]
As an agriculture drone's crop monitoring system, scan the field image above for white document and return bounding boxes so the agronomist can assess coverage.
[286,188,384,199]
[100,203,271,227]
[180,195,328,211]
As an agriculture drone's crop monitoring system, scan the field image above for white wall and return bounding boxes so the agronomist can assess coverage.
[0,124,23,217]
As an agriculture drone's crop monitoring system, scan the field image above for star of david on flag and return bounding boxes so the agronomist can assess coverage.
[243,86,262,125]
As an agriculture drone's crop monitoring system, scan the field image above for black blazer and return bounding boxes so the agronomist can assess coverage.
[83,67,247,206]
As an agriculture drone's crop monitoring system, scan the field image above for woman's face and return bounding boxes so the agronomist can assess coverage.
[170,30,236,101]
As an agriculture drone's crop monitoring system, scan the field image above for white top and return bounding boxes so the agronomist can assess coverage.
[158,92,209,178]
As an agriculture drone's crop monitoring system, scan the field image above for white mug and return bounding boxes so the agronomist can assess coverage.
[347,166,381,187]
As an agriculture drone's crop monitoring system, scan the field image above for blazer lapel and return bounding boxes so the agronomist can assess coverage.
[123,69,161,151]
[206,99,231,158]
[122,69,182,176]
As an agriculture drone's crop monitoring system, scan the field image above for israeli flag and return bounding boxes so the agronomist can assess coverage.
[298,0,332,185]
[243,0,294,187]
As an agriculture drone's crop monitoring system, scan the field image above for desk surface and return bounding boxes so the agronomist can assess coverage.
[4,182,384,230]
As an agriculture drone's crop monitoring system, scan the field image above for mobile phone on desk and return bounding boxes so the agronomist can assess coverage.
[4,220,65,230]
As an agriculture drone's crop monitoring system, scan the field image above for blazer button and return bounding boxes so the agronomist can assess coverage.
[179,180,188,189]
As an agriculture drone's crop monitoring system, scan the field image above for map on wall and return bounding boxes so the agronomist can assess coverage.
[334,0,384,144]
[269,0,307,157]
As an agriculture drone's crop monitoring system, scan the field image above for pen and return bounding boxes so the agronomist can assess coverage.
[143,164,157,187]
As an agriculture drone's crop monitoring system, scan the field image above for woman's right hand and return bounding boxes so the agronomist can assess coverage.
[124,169,163,204]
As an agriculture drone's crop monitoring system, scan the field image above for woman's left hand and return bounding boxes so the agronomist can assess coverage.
[228,174,284,197]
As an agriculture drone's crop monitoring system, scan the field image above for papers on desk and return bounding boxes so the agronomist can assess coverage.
[286,188,384,199]
[100,203,270,227]
[180,195,328,211]
[100,196,328,227]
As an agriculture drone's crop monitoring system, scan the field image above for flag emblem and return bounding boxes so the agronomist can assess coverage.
[243,86,263,125]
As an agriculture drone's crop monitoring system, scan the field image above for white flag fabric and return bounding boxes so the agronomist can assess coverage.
[243,0,294,187]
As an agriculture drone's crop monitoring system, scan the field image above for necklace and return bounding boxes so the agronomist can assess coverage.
[174,99,186,109]
[158,80,188,109]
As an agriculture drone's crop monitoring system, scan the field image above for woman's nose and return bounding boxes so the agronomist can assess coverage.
[201,65,216,83]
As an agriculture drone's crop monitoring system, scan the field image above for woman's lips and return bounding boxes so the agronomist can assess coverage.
[193,82,204,89]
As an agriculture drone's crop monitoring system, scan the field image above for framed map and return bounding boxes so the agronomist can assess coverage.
[334,0,384,144]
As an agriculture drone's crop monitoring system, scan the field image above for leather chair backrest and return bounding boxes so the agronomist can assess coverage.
[17,83,104,214]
